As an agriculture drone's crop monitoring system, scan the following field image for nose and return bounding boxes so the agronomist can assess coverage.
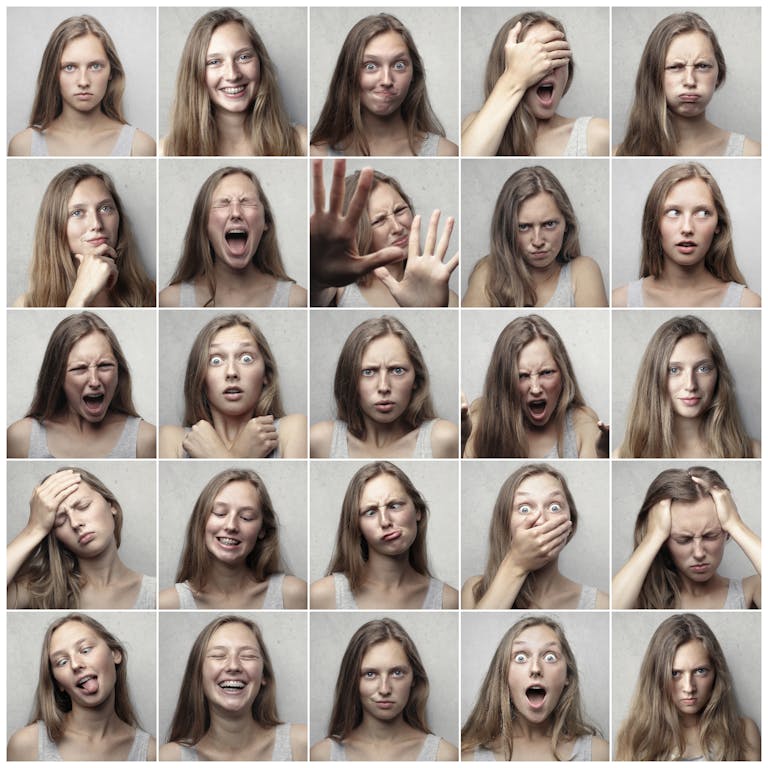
[224,654,242,672]
[223,512,239,532]
[529,655,542,676]
[379,66,393,86]
[378,507,392,528]
[225,357,239,380]
[679,212,694,235]
[77,67,90,87]
[378,675,392,695]
[530,227,545,247]
[70,655,85,672]
[682,672,696,693]
[683,65,696,86]
[224,57,241,81]
[86,364,100,387]
[376,370,390,394]
[692,538,706,559]
[683,368,698,392]
[228,199,243,219]
[528,374,543,395]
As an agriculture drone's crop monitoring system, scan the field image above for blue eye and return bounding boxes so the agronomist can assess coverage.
[519,504,532,515]
[206,58,221,67]
[544,652,558,662]
[393,61,408,71]
[513,652,527,663]
[209,355,224,366]
[363,62,377,72]
[240,353,254,364]
[391,367,406,376]
[361,368,375,377]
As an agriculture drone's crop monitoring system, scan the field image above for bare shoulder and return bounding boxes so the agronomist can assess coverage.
[743,574,760,608]
[430,418,458,458]
[591,736,610,761]
[310,738,333,761]
[448,289,459,307]
[309,142,330,157]
[571,255,602,279]
[741,716,761,760]
[159,283,181,307]
[293,124,308,155]
[461,745,477,761]
[595,589,609,609]
[461,110,479,133]
[7,722,39,761]
[282,574,307,609]
[612,283,629,307]
[137,420,157,458]
[159,741,183,761]
[572,406,601,458]
[159,425,186,459]
[740,287,761,307]
[13,293,29,308]
[571,256,608,307]
[309,420,334,458]
[437,136,459,156]
[7,417,34,459]
[437,738,459,761]
[289,283,308,307]
[289,723,308,761]
[442,583,459,609]
[461,575,482,608]
[131,129,156,157]
[743,137,761,157]
[8,128,34,157]
[750,438,761,458]
[279,413,307,458]
[158,586,180,610]
[587,117,610,156]
[157,136,168,157]
[572,405,599,427]
[463,257,491,307]
[310,575,336,609]
[146,736,157,761]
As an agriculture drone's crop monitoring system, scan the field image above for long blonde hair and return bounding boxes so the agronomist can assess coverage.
[164,8,301,156]
[618,315,752,458]
[615,613,744,760]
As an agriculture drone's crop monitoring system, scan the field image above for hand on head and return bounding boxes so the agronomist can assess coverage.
[503,21,571,90]
[28,469,81,536]
[691,476,739,533]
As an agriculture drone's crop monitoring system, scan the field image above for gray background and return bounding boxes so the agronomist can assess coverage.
[611,309,761,452]
[7,611,157,739]
[7,159,157,306]
[611,459,762,585]
[309,7,460,146]
[461,6,610,130]
[611,611,761,749]
[158,6,308,140]
[611,158,761,295]
[158,309,307,427]
[159,611,307,746]
[158,159,308,293]
[612,7,761,148]
[310,611,458,748]
[461,612,610,738]
[7,460,157,581]
[461,460,610,595]
[309,309,458,426]
[158,460,308,590]
[461,158,609,299]
[7,308,157,425]
[461,309,610,428]
[6,7,157,145]
[308,459,459,590]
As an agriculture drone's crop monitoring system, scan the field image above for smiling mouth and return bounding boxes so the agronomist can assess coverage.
[216,536,241,547]
[221,85,247,96]
[219,680,246,690]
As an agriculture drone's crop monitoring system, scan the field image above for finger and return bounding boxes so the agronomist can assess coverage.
[406,213,421,259]
[444,252,459,275]
[520,511,542,529]
[434,215,454,260]
[254,414,275,424]
[74,253,84,265]
[311,159,327,212]
[532,29,566,45]
[597,421,610,433]
[373,265,399,295]
[342,166,375,224]
[353,246,406,277]
[423,210,440,257]
[506,21,522,46]
[327,158,348,216]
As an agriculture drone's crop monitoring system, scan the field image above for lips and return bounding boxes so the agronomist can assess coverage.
[679,397,701,406]
[535,79,556,107]
[381,530,402,543]
[223,386,244,401]
[86,237,108,247]
[678,94,700,102]
[78,531,96,546]
[223,228,250,258]
[82,393,106,415]
[76,674,99,694]
[675,241,697,254]
[525,685,547,709]
[392,236,409,248]
[218,679,246,694]
[373,700,395,709]
[527,399,548,420]
[220,85,247,97]
[689,563,710,573]
[216,536,242,548]
[374,401,396,413]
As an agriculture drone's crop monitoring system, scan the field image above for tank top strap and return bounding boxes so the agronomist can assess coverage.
[723,578,746,609]
[112,125,136,156]
[626,278,645,307]
[421,578,444,609]
[330,739,346,760]
[127,729,150,761]
[560,409,579,458]
[417,733,441,761]
[419,132,440,156]
[270,280,293,308]
[329,420,349,458]
[108,416,141,458]
[179,743,199,761]
[262,573,285,609]
[721,281,744,307]
[333,572,358,609]
[569,734,592,761]
[473,744,496,761]
[577,584,598,609]
[414,420,436,458]
[271,723,293,761]
[175,582,198,609]
[178,281,197,307]
[28,419,53,458]
[543,261,574,307]
[724,132,746,157]
[563,117,591,157]
[336,281,370,308]
[31,129,48,156]
[37,721,59,760]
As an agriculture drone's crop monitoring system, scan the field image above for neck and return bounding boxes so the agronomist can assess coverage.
[210,410,255,447]
[656,259,714,288]
[672,414,706,452]
[203,710,267,751]
[529,260,561,286]
[360,110,409,141]
[679,711,702,731]
[364,548,414,586]
[60,409,115,435]
[55,103,110,132]
[511,714,554,741]
[64,696,121,739]
[204,557,254,594]
[77,544,129,587]
[357,712,411,742]
[677,570,725,597]
[668,110,713,140]
[214,110,250,145]
[212,258,266,294]
[535,112,566,135]
[527,559,565,595]
[361,415,411,447]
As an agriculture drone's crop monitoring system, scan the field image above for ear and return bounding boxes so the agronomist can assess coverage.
[111,649,122,665]
[415,509,422,523]
[110,505,117,517]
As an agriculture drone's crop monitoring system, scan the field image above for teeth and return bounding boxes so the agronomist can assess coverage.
[219,680,245,689]
[77,675,95,687]
[218,537,240,546]
[223,86,245,94]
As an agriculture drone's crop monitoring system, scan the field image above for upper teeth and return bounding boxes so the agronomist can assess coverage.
[223,87,245,94]
[77,675,95,687]
[218,537,239,546]
[220,680,245,688]
[228,229,246,235]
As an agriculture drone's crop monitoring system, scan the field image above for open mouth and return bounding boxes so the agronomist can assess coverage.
[219,680,246,690]
[76,674,99,694]
[223,387,244,400]
[224,229,249,257]
[525,685,547,707]
[216,536,241,547]
[528,400,547,417]
[83,394,105,413]
[221,85,246,96]
[536,82,555,105]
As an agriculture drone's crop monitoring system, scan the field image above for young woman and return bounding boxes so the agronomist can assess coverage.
[462,12,609,156]
[6,613,155,760]
[616,12,760,156]
[311,461,458,609]
[7,312,156,459]
[8,15,155,156]
[161,8,305,156]
[612,467,760,610]
[462,616,608,761]
[159,314,306,459]
[161,616,306,760]
[615,613,760,760]
[613,163,760,307]
[311,164,458,307]
[310,13,457,157]
[15,164,155,308]
[159,166,306,308]
[462,464,607,610]
[311,618,458,760]
[617,315,759,458]
[462,315,608,458]
[8,467,155,609]
[310,316,458,459]
[159,469,305,610]
[463,166,607,307]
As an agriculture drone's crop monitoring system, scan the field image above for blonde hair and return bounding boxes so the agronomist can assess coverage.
[616,13,726,156]
[476,166,582,306]
[616,613,744,760]
[25,164,155,307]
[164,8,301,156]
[30,15,126,129]
[168,166,291,307]
[325,461,431,591]
[167,616,282,745]
[618,315,752,458]
[462,616,597,760]
[640,162,744,283]
[484,13,574,156]
[473,465,578,608]
[472,315,586,458]
[311,13,445,156]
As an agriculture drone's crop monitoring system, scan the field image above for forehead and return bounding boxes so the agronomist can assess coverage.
[208,621,260,648]
[517,337,556,367]
[672,638,711,666]
[69,176,113,204]
[664,177,715,206]
[362,333,410,361]
[513,623,561,649]
[666,30,715,59]
[521,21,560,43]
[361,638,409,667]
[363,29,408,56]
[515,473,565,499]
[212,173,260,199]
[67,331,114,361]
[518,192,562,220]
[208,21,252,52]
[50,620,98,651]
[669,333,712,360]
[213,479,260,507]
[362,472,407,501]
[367,183,406,211]
[61,32,107,60]
[670,495,718,529]
[210,324,258,348]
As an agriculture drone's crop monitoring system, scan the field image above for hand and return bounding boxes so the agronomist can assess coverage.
[67,246,119,307]
[230,416,279,458]
[692,477,740,533]
[460,392,472,445]
[647,499,672,541]
[373,210,459,307]
[505,512,572,575]
[310,159,405,289]
[597,421,609,458]
[28,469,81,537]
[503,21,571,91]
[182,421,231,459]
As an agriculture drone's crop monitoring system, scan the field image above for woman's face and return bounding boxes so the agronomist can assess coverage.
[204,480,264,564]
[666,496,725,583]
[357,334,416,426]
[367,183,413,256]
[204,325,267,419]
[358,473,420,559]
[521,22,569,119]
[205,21,260,114]
[668,639,715,717]
[663,31,719,119]
[66,177,120,257]
[659,178,718,268]
[509,473,571,543]
[58,33,111,115]
[358,30,413,118]
[202,622,265,713]
[515,192,566,271]
[49,620,120,709]
[507,624,569,725]
[516,337,563,428]
[207,173,267,271]
[52,480,116,557]
[358,639,413,722]
[63,331,119,422]
[666,334,718,420]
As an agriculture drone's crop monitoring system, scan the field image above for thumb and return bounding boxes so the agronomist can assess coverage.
[358,245,405,276]
[74,253,84,266]
[373,265,399,294]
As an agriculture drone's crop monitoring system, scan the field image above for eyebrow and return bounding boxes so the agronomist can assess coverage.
[50,636,93,659]
[668,357,714,366]
[68,197,115,209]
[207,46,255,57]
[209,341,256,351]
[207,644,261,653]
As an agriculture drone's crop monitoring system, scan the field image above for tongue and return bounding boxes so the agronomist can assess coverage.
[226,235,249,257]
[527,688,545,705]
[80,677,98,694]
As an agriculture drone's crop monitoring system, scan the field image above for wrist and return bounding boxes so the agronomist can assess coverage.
[500,552,529,580]
[23,522,49,543]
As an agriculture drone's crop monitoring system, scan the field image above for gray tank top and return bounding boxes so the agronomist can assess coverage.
[543,261,574,307]
[563,117,591,157]
[332,572,444,609]
[473,734,592,761]
[178,722,293,761]
[577,584,598,609]
[724,132,746,156]
[337,281,371,308]
[542,409,579,459]
[133,574,157,609]
[30,125,136,157]
[329,419,435,459]
[27,416,141,459]
[626,278,744,308]
[723,578,746,609]
[174,573,285,610]
[177,279,293,307]
[37,721,150,761]
[327,132,441,157]
[330,733,441,761]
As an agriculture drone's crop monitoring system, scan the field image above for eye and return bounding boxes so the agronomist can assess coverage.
[361,368,375,377]
[387,501,404,510]
[394,205,410,217]
[674,537,693,545]
[90,62,104,71]
[393,60,408,71]
[370,216,386,227]
[206,57,221,67]
[98,204,115,214]
[391,366,406,376]
[54,513,67,528]
[80,646,92,654]
[209,355,224,366]
[97,362,114,370]
[513,652,527,663]
[69,208,84,218]
[518,372,530,381]
[212,508,227,518]
[694,209,713,218]
[239,353,255,364]
[697,363,714,374]
[208,653,226,660]
[671,669,681,678]
[241,653,260,661]
[363,62,377,72]
[541,369,556,377]
[543,652,558,663]
[666,63,685,71]
[703,532,721,541]
[695,62,713,70]
[549,503,562,514]
[664,208,681,218]
[391,667,406,677]
[361,507,377,518]
[517,223,531,232]
[518,504,532,515]
[543,220,559,229]
[668,365,681,375]
[362,670,377,679]
[238,53,253,63]
[68,364,88,374]
[694,667,710,675]
[55,657,69,667]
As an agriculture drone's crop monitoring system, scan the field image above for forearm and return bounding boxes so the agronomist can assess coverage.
[727,519,762,575]
[309,283,336,307]
[611,534,666,608]
[461,78,526,156]
[7,525,46,586]
[474,556,528,609]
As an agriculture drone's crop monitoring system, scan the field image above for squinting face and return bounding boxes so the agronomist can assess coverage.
[66,177,120,257]
[510,473,570,545]
[58,33,111,115]
[53,481,116,557]
[357,334,416,426]
[358,473,421,559]
[359,30,413,118]
[521,22,569,119]
[516,192,566,271]
[517,337,563,428]
[668,639,715,717]
[666,334,718,420]
[358,639,413,723]
[205,21,260,114]
[664,31,719,119]
[667,496,725,583]
[204,480,264,564]
[367,183,413,255]
[63,331,119,423]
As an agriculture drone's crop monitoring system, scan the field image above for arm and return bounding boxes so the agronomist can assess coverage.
[159,425,186,458]
[136,420,156,458]
[612,283,629,307]
[586,117,610,157]
[309,576,336,609]
[573,407,608,458]
[739,288,761,307]
[277,414,308,459]
[130,129,156,157]
[743,137,761,157]
[572,256,608,307]
[462,259,491,307]
[281,575,308,609]
[8,128,33,157]
[436,137,459,156]
[741,717,761,761]
[591,737,610,762]
[430,419,459,459]
[461,397,479,458]
[441,583,459,609]
[437,739,459,761]
[310,739,332,761]
[146,737,157,761]
[65,248,120,307]
[309,421,334,459]
[289,724,308,761]
[7,418,33,458]
[7,724,39,761]
[293,124,308,155]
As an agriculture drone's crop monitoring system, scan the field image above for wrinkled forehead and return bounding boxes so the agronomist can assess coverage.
[669,496,718,530]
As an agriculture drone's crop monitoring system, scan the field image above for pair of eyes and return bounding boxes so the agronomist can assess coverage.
[54,646,93,667]
[362,60,410,73]
[207,52,255,67]
[663,208,714,219]
[513,651,559,664]
[671,532,722,545]
[54,502,92,527]
[206,652,261,661]
[210,509,259,523]
[61,62,106,73]
[668,363,715,376]
[68,362,116,374]
[370,205,412,228]
[518,220,560,232]
[519,369,558,381]
[361,366,408,377]
[518,502,565,515]
[360,501,406,517]
[361,667,408,679]
[209,353,258,366]
[212,198,260,209]
[671,667,711,678]
[69,203,116,219]
[665,62,714,72]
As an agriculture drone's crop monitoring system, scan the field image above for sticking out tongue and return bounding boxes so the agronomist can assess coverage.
[225,231,249,257]
[526,686,546,705]
[78,676,99,694]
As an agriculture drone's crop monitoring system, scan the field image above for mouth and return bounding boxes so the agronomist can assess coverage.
[679,94,700,102]
[86,237,108,247]
[216,536,242,548]
[680,697,698,706]
[527,399,548,420]
[525,685,547,710]
[535,80,556,107]
[76,674,99,694]
[675,241,697,254]
[689,563,710,572]
[381,530,402,542]
[392,236,409,248]
[529,250,551,260]
[220,85,247,97]
[679,397,701,406]
[374,401,396,413]
[224,228,250,258]
[373,700,395,709]
[82,393,106,414]
[218,679,247,695]
[78,532,96,545]
[222,386,244,401]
